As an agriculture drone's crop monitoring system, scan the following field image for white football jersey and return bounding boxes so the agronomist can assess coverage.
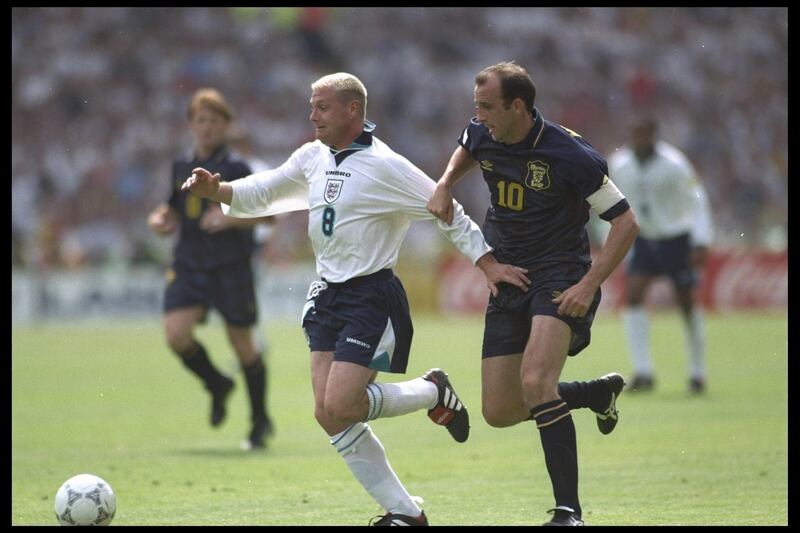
[221,125,492,282]
[609,141,713,246]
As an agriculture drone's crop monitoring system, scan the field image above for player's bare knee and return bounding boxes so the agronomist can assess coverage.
[323,399,359,425]
[520,374,556,406]
[227,331,256,360]
[165,333,193,356]
[626,279,649,305]
[313,404,330,427]
[232,344,258,365]
[482,406,518,428]
[520,373,546,394]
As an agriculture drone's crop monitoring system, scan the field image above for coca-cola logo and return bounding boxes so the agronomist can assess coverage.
[712,252,788,309]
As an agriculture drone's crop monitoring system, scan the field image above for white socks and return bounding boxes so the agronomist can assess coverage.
[624,306,707,381]
[623,306,653,376]
[364,378,438,421]
[327,378,438,516]
[331,422,422,517]
[684,310,706,380]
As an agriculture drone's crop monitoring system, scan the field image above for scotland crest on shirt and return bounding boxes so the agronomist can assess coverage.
[324,179,344,204]
[524,160,551,191]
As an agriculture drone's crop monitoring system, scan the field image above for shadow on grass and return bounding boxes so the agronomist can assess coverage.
[169,447,268,458]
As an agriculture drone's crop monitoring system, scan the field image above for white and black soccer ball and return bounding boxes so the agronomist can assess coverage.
[54,474,116,526]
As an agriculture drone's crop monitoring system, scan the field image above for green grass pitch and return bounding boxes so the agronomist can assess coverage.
[12,311,787,525]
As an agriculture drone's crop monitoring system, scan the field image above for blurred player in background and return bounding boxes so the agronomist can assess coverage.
[427,61,639,526]
[182,72,531,526]
[147,88,275,450]
[228,126,279,307]
[228,126,272,174]
[608,115,713,394]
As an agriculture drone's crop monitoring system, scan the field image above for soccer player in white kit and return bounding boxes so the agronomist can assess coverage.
[182,73,530,525]
[609,116,713,394]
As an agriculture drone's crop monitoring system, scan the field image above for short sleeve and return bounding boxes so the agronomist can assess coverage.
[457,119,484,158]
[559,149,610,200]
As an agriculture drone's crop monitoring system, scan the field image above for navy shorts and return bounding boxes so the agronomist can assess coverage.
[301,269,413,374]
[627,233,696,288]
[163,260,258,327]
[482,262,601,358]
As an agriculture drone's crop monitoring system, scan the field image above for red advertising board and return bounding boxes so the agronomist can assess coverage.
[438,249,788,314]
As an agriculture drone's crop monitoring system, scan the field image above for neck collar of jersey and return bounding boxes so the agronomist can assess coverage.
[522,107,545,150]
[329,120,375,165]
[193,144,229,164]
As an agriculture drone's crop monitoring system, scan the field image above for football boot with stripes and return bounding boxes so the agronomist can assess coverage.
[542,506,584,526]
[595,372,625,435]
[369,511,428,526]
[422,368,470,443]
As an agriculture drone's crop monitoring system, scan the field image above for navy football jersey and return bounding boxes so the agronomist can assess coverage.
[168,145,255,269]
[458,108,629,269]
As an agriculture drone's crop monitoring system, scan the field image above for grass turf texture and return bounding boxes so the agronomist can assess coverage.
[12,312,787,525]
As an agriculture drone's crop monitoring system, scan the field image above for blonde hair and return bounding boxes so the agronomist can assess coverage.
[311,72,368,119]
[187,88,234,122]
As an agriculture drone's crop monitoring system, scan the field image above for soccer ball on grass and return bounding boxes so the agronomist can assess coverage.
[54,473,116,526]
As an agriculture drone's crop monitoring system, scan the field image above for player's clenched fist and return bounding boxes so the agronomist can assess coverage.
[181,167,221,198]
[426,184,455,225]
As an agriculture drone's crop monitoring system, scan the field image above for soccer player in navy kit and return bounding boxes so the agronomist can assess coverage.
[147,88,274,450]
[183,73,531,525]
[428,62,640,526]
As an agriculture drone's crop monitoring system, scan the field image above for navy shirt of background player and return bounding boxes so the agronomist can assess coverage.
[168,145,254,269]
[458,107,629,269]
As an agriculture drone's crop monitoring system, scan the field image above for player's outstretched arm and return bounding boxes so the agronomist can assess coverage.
[181,167,233,205]
[427,146,477,225]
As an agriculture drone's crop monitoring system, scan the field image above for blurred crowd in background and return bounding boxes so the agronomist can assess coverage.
[12,7,787,271]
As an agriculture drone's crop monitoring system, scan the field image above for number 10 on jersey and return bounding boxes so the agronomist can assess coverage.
[496,180,524,211]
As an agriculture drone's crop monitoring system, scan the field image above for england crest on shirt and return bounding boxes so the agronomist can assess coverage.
[324,179,344,204]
